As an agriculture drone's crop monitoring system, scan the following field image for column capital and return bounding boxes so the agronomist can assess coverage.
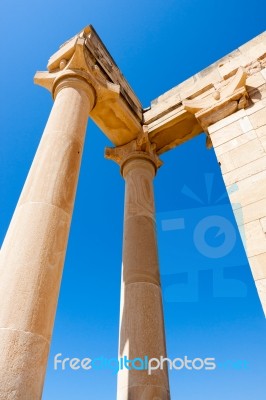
[34,32,109,104]
[183,67,249,147]
[105,127,163,176]
[34,25,142,147]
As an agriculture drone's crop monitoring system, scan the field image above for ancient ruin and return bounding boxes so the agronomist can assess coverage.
[0,25,265,399]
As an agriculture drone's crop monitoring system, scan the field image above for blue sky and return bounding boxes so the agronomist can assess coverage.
[0,0,265,399]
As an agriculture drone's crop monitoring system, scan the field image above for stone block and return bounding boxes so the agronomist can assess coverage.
[238,32,266,55]
[216,50,248,79]
[233,198,266,225]
[260,216,266,233]
[249,107,266,129]
[261,68,266,81]
[241,42,266,63]
[228,170,266,209]
[208,109,246,133]
[245,99,266,116]
[255,279,266,316]
[256,125,266,138]
[218,138,265,174]
[259,134,266,152]
[239,116,253,132]
[210,121,245,147]
[242,220,266,257]
[246,71,266,88]
[249,253,266,280]
[214,130,256,156]
[223,155,266,185]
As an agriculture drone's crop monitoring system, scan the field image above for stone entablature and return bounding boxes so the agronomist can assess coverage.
[144,32,266,153]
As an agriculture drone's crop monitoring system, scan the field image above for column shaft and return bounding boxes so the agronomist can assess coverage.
[118,158,170,399]
[0,78,94,399]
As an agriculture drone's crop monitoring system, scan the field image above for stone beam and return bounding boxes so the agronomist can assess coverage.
[144,31,266,153]
[35,27,265,155]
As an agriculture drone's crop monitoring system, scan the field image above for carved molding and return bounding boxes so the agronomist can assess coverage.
[34,34,120,102]
[34,26,264,154]
[183,67,249,133]
[34,26,142,147]
[105,127,163,175]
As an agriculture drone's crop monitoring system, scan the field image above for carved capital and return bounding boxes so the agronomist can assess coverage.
[34,25,142,146]
[34,29,120,105]
[105,127,163,176]
[183,67,249,135]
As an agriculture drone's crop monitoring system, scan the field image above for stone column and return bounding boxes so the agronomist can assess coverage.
[106,130,170,400]
[0,72,95,399]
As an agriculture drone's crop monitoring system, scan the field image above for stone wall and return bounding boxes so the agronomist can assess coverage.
[209,69,266,314]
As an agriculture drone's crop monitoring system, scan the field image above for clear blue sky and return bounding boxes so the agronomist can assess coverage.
[0,1,265,399]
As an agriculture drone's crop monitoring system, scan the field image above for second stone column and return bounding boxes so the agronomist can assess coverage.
[106,131,170,400]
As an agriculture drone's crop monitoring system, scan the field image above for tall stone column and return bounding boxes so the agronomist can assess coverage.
[0,68,95,397]
[106,130,170,400]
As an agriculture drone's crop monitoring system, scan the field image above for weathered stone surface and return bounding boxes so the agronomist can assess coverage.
[233,198,266,226]
[211,111,266,313]
[223,155,266,186]
[246,70,266,87]
[216,50,248,79]
[208,109,246,133]
[229,170,266,209]
[248,83,266,103]
[249,253,266,280]
[209,119,245,147]
[242,220,266,257]
[183,68,249,131]
[256,124,266,138]
[35,26,142,147]
[218,138,265,174]
[255,279,266,315]
[144,31,265,153]
[0,70,95,398]
[214,130,256,156]
[106,133,170,399]
[261,68,266,81]
[239,116,254,132]
[260,216,266,233]
[239,40,266,62]
[118,283,170,400]
[249,107,266,129]
[0,203,70,339]
[203,40,266,315]
[0,328,49,400]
